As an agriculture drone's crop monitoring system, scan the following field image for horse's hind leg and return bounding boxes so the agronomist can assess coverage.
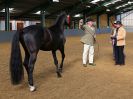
[24,51,37,92]
[23,52,36,92]
[28,52,37,91]
[20,40,30,74]
[52,50,62,77]
[24,34,38,92]
[59,46,65,73]
[23,53,30,74]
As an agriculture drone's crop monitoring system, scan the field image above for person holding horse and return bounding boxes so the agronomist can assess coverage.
[111,21,126,66]
[110,21,117,60]
[80,18,96,67]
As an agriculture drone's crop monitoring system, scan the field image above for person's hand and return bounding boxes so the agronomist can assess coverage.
[79,19,83,29]
[111,36,116,39]
[94,38,96,43]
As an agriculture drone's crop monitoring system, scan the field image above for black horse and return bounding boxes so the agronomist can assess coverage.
[10,12,68,91]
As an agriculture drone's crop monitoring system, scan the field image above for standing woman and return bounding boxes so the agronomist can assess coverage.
[80,18,96,67]
[110,21,117,60]
[113,21,126,65]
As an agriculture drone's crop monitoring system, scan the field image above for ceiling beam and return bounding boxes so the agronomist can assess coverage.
[94,0,130,16]
[14,1,52,19]
[68,0,92,15]
[81,0,128,16]
[78,0,112,16]
[46,0,92,18]
[3,0,14,6]
[68,0,130,17]
[120,9,133,15]
[46,2,80,18]
[0,0,14,12]
[105,0,130,15]
[111,4,133,15]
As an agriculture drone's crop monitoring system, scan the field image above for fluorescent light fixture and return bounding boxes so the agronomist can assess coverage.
[104,3,112,7]
[9,8,14,11]
[0,8,14,12]
[116,6,122,9]
[86,6,91,8]
[53,0,59,2]
[90,0,100,4]
[116,3,129,9]
[34,11,41,14]
[128,1,133,4]
[34,11,45,15]
[106,9,110,12]
[111,0,121,4]
[123,6,133,10]
[104,0,122,7]
[74,14,81,17]
[124,7,132,11]
[121,3,129,7]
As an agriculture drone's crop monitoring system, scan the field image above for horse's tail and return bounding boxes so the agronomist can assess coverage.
[10,30,24,85]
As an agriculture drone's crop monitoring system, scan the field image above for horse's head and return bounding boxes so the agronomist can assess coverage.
[62,12,70,26]
[55,12,69,27]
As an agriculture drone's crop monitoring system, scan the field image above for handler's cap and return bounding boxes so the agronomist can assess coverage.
[86,18,94,22]
[115,21,122,25]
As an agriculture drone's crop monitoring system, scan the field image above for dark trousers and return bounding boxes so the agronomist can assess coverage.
[113,44,115,59]
[115,46,125,65]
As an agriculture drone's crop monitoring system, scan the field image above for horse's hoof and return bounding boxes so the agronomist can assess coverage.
[29,85,36,92]
[57,73,62,78]
[58,76,62,78]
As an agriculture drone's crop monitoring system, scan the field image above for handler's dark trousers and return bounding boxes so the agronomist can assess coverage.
[113,44,115,59]
[115,46,125,65]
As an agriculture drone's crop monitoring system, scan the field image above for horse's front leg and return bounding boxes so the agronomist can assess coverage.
[28,52,37,92]
[59,46,65,73]
[52,50,62,77]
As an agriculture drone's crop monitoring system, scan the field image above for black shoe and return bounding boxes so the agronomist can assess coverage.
[83,64,87,67]
[89,63,96,66]
[115,63,125,66]
[120,63,125,66]
[115,63,119,65]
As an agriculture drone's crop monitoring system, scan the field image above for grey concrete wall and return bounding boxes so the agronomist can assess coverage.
[0,29,85,42]
[125,27,133,33]
[0,31,15,42]
[0,28,112,42]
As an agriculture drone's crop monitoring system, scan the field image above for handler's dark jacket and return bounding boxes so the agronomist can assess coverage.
[80,25,96,46]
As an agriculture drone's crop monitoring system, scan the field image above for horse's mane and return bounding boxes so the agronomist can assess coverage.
[54,12,67,26]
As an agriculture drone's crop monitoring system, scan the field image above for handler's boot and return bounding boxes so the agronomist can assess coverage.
[89,63,96,66]
[83,64,87,67]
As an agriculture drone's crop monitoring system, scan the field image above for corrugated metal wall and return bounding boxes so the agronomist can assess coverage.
[117,10,133,32]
